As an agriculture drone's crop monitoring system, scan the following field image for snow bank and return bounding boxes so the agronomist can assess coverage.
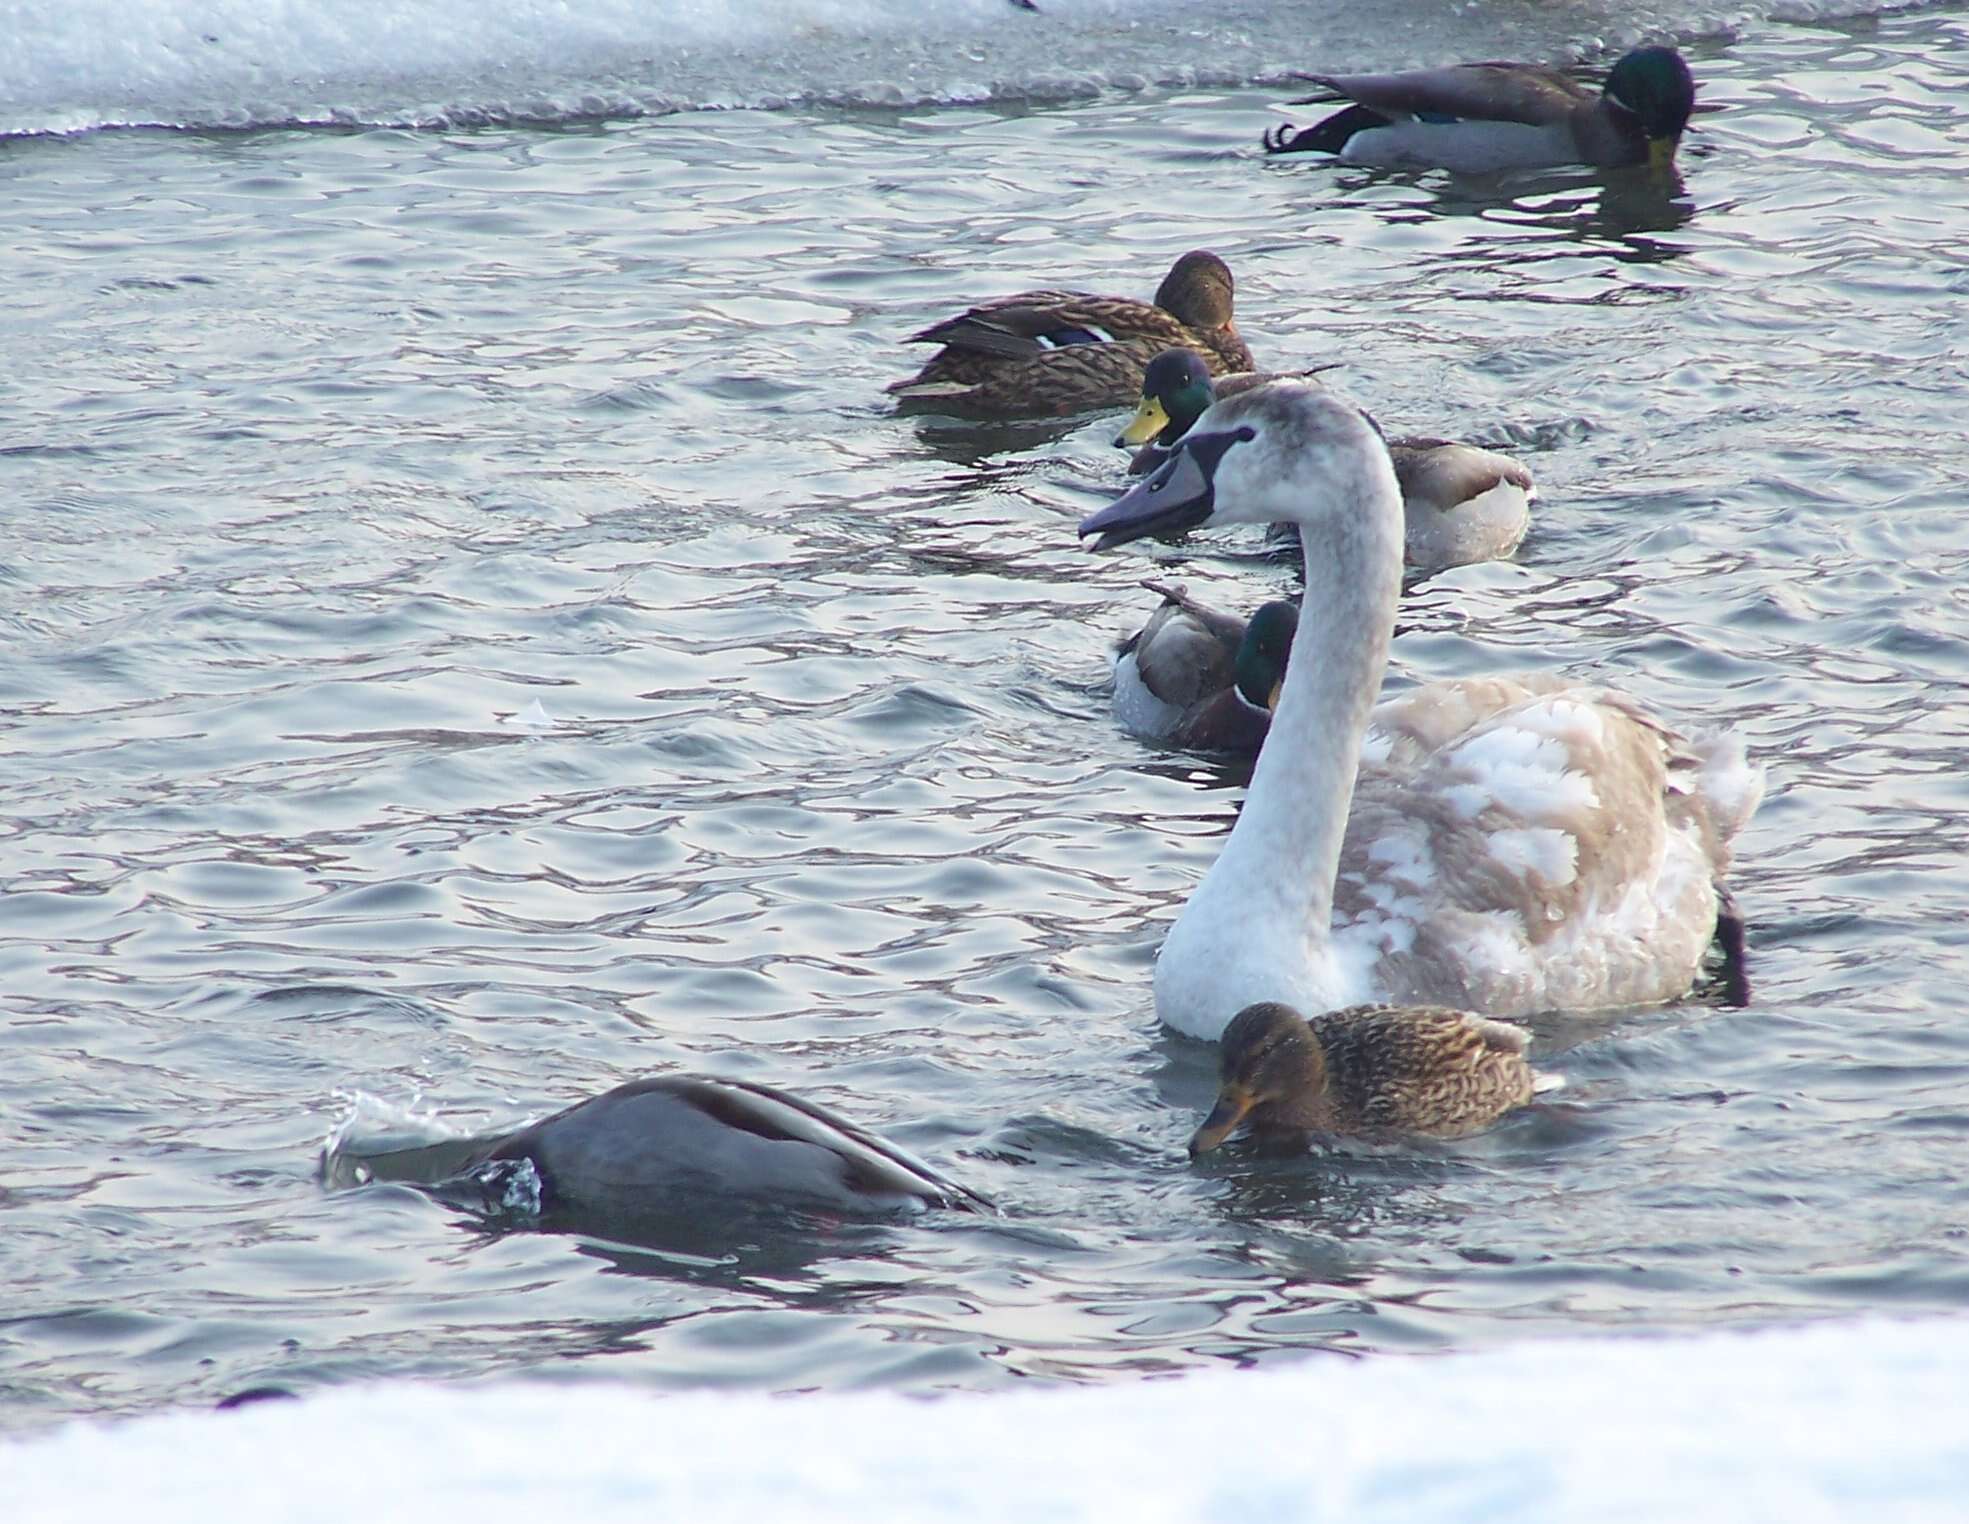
[7,1316,1967,1522]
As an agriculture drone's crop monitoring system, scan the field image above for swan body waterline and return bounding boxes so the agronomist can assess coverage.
[1113,581,1298,754]
[1079,382,1762,1042]
[1189,1000,1539,1153]
[476,1074,992,1216]
[889,251,1254,418]
[1116,350,1534,571]
[1264,47,1701,175]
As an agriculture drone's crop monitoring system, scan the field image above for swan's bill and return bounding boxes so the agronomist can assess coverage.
[1079,426,1254,550]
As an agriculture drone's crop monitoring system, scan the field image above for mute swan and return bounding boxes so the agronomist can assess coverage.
[1079,382,1761,1041]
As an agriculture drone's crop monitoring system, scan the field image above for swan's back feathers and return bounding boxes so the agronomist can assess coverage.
[1332,678,1760,1013]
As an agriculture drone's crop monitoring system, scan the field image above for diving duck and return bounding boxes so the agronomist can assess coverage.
[470,1074,992,1216]
[889,251,1255,418]
[1263,46,1700,174]
[1078,382,1762,1042]
[1188,1001,1539,1153]
[1117,349,1535,571]
[1114,581,1298,754]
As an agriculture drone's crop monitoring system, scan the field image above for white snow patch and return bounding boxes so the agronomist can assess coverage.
[6,1318,1967,1523]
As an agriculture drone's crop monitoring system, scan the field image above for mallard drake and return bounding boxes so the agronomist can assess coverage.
[889,251,1255,418]
[1078,382,1762,1042]
[1188,1000,1538,1153]
[468,1074,992,1216]
[1114,581,1298,754]
[1263,46,1700,174]
[1118,349,1535,571]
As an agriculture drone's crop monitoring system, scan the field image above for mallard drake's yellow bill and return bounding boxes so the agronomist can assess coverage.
[1116,395,1171,448]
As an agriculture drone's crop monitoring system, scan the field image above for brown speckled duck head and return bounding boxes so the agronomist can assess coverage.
[1153,252,1251,370]
[1188,1002,1322,1155]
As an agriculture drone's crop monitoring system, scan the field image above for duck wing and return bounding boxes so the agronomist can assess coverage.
[1388,437,1535,513]
[1312,1004,1534,1134]
[1119,581,1246,710]
[501,1075,993,1213]
[907,290,1201,359]
[1296,62,1592,127]
[677,1077,995,1211]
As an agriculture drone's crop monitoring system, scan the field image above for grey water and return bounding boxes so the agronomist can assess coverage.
[4,8,1969,1429]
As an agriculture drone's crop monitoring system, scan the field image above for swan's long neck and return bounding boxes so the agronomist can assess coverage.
[1212,449,1404,942]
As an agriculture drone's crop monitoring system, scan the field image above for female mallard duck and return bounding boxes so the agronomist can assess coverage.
[1118,349,1534,571]
[1115,581,1298,754]
[1263,46,1700,174]
[888,251,1255,418]
[1078,382,1762,1042]
[451,1075,992,1217]
[1188,1001,1539,1153]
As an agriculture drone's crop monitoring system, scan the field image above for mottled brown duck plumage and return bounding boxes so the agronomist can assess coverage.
[889,251,1255,418]
[1188,1000,1538,1154]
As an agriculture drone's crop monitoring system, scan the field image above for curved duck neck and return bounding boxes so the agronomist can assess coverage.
[1208,452,1404,943]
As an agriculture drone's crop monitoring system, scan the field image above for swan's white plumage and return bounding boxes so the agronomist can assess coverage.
[1091,383,1763,1041]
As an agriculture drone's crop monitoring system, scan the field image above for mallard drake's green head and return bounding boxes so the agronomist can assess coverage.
[1116,349,1217,449]
[1606,46,1697,170]
[1153,252,1239,335]
[1189,1002,1323,1154]
[1234,600,1298,712]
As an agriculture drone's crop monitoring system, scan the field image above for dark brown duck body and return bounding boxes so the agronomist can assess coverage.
[890,251,1255,418]
[1189,1001,1538,1154]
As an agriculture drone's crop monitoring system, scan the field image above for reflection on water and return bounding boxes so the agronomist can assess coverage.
[3,10,1969,1429]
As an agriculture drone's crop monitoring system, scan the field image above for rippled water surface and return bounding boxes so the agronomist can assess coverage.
[5,10,1969,1428]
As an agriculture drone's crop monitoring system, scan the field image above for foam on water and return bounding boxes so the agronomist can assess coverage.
[0,0,1917,137]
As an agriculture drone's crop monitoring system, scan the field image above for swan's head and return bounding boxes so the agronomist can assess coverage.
[1080,382,1393,551]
